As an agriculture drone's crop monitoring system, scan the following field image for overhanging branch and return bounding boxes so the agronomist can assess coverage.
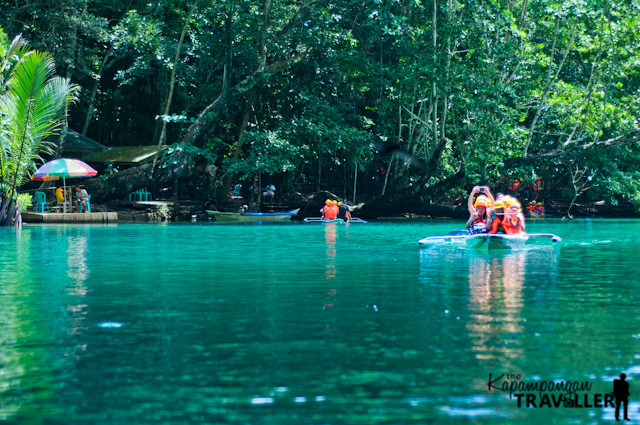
[503,129,640,168]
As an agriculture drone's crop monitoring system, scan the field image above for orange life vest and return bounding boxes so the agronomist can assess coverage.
[323,205,338,219]
[502,214,525,235]
[488,217,503,234]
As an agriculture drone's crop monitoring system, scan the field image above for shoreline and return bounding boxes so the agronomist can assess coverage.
[21,198,640,224]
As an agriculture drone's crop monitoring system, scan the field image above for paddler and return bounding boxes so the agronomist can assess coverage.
[466,186,495,234]
[501,196,526,234]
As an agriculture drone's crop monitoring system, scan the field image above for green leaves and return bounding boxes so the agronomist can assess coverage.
[0,36,79,194]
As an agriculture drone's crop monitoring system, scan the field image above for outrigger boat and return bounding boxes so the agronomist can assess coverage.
[207,208,299,222]
[418,233,561,250]
[304,217,368,224]
[525,211,545,219]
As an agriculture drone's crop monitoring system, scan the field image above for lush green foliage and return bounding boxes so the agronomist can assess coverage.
[3,0,640,206]
[0,31,79,195]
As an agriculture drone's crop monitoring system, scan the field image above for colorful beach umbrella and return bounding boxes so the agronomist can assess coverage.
[32,158,97,213]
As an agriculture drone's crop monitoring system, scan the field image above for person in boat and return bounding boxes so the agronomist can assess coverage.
[536,202,545,216]
[320,199,338,220]
[487,200,505,234]
[466,186,495,234]
[337,200,351,222]
[527,201,537,213]
[501,197,526,234]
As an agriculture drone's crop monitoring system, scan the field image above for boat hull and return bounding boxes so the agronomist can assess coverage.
[525,211,545,219]
[418,233,561,249]
[207,209,299,222]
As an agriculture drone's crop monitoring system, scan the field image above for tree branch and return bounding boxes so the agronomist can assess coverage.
[503,129,640,168]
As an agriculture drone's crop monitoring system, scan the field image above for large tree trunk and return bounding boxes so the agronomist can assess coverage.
[150,1,198,176]
[179,52,307,147]
[82,48,114,135]
[83,152,214,203]
[0,197,23,227]
[175,1,314,148]
[356,196,467,220]
[221,98,252,199]
[356,166,466,219]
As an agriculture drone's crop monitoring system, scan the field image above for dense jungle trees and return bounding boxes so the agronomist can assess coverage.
[2,0,640,212]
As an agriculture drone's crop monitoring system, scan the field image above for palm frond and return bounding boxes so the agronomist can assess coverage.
[0,35,31,92]
[0,48,79,192]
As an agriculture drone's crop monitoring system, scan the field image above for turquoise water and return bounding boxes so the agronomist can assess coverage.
[1,219,640,424]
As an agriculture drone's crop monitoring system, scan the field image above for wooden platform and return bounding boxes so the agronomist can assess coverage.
[22,212,118,223]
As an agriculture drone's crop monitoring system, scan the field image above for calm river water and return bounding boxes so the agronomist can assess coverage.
[1,219,640,424]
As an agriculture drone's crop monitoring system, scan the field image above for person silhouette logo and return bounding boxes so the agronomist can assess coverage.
[613,373,631,421]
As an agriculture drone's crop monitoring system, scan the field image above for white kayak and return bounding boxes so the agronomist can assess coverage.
[418,233,562,250]
[303,217,368,224]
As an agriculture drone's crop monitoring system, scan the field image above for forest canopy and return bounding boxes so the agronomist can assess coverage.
[2,0,640,209]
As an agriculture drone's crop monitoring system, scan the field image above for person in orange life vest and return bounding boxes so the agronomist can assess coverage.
[508,179,522,192]
[501,197,525,234]
[487,200,505,233]
[536,202,545,216]
[320,199,338,219]
[527,201,537,213]
[329,200,339,218]
[466,186,494,234]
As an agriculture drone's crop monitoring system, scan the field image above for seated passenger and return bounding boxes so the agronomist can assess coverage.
[337,200,351,222]
[73,186,90,213]
[502,197,526,234]
[320,199,338,220]
[536,202,545,216]
[487,200,505,233]
[466,186,495,235]
[527,201,537,213]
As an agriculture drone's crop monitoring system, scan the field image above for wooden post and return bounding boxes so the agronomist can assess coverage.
[353,162,358,204]
[173,178,179,221]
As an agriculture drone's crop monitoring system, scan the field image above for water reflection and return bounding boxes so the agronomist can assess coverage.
[467,252,526,363]
[323,226,338,332]
[0,228,62,422]
[420,247,559,368]
[65,229,90,338]
[324,225,337,280]
[66,229,90,290]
